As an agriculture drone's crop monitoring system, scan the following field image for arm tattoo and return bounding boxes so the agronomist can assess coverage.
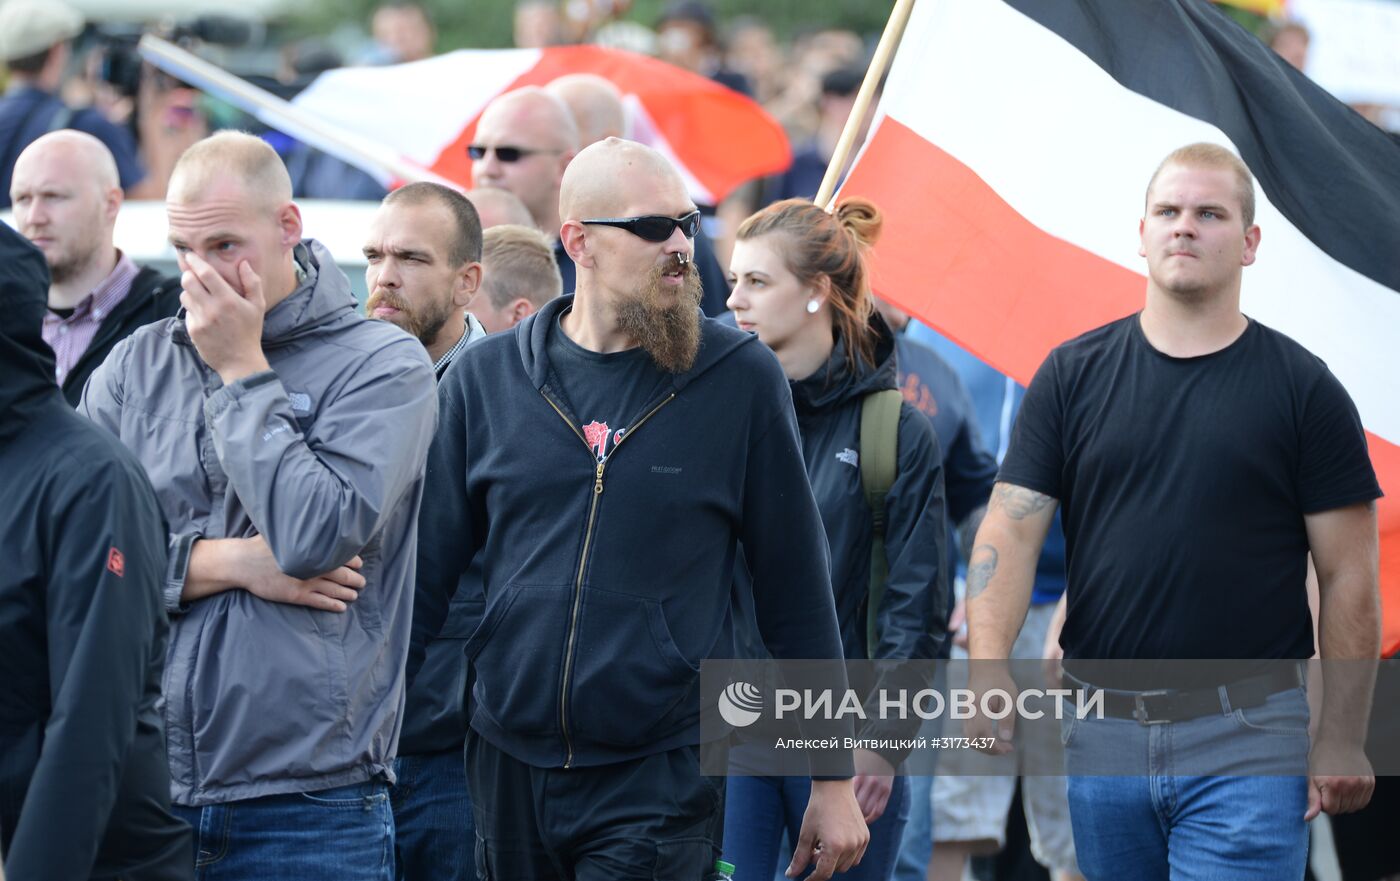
[990,484,1054,520]
[966,544,999,599]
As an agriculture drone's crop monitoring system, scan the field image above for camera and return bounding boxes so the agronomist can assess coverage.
[92,15,255,97]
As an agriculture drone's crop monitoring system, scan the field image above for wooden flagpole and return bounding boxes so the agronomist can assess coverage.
[814,0,917,211]
[138,35,459,189]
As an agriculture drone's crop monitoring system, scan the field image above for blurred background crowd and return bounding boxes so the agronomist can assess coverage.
[4,0,1396,236]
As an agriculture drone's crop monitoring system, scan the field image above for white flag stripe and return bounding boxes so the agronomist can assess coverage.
[294,50,542,168]
[874,0,1400,444]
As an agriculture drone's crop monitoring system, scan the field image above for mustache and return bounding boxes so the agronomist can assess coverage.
[367,289,411,313]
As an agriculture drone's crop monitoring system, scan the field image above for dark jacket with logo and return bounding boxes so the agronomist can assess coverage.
[60,267,181,407]
[0,225,192,879]
[409,295,848,769]
[790,317,949,667]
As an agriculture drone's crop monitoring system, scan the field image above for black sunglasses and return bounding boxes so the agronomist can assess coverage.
[467,144,559,162]
[581,211,703,242]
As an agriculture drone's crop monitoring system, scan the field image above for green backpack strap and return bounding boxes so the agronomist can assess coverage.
[860,389,903,659]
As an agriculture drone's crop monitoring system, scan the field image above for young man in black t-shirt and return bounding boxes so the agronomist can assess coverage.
[963,143,1382,880]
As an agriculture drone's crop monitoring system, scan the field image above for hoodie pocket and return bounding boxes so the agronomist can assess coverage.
[465,583,572,738]
[568,588,700,749]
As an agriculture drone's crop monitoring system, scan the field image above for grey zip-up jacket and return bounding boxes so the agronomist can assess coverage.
[79,240,437,806]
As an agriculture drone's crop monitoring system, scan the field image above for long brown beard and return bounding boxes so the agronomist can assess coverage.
[615,258,703,374]
[367,289,455,348]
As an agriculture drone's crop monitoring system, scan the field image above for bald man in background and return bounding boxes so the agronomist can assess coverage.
[8,131,180,405]
[544,73,732,315]
[545,74,627,146]
[469,87,578,237]
[465,186,534,230]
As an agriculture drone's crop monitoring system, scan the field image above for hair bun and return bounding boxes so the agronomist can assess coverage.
[833,197,883,249]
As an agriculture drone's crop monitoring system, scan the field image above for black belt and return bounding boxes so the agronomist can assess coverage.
[1063,666,1303,726]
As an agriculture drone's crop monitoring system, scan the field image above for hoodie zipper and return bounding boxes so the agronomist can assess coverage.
[540,389,676,768]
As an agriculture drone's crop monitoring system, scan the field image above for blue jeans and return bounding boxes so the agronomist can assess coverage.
[891,776,932,881]
[1062,687,1311,881]
[392,750,475,881]
[172,780,393,880]
[723,772,910,881]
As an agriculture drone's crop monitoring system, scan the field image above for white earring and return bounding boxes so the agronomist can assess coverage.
[806,299,820,314]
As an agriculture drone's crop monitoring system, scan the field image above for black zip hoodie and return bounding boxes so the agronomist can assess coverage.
[409,295,849,769]
[0,225,192,878]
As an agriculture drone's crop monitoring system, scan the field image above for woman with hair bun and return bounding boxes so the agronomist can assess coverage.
[722,198,949,880]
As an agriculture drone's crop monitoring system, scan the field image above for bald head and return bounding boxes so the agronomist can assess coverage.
[478,86,580,152]
[472,87,580,231]
[10,130,123,295]
[546,74,626,147]
[13,130,119,194]
[168,131,293,211]
[560,138,687,221]
[466,187,535,229]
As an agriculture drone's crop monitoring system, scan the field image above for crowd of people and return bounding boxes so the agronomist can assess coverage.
[0,1,1395,881]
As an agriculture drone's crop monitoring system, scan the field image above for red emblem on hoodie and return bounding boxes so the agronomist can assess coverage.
[582,420,612,459]
[107,547,125,577]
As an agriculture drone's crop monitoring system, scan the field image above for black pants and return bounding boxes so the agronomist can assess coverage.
[467,730,725,881]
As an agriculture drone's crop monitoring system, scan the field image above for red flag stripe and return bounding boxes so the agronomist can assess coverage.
[427,46,790,203]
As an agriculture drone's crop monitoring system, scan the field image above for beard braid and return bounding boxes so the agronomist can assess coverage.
[615,261,704,374]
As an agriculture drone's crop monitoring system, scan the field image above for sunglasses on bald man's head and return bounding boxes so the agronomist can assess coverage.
[581,211,703,243]
[467,144,560,162]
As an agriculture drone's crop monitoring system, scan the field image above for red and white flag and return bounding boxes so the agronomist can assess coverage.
[288,45,789,204]
[840,0,1400,653]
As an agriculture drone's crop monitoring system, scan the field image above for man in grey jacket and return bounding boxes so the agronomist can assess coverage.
[80,131,438,880]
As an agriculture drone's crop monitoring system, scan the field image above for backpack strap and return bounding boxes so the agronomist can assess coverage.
[860,388,903,659]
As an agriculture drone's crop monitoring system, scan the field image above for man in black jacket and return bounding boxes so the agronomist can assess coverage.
[409,138,868,881]
[0,224,191,877]
[9,130,179,405]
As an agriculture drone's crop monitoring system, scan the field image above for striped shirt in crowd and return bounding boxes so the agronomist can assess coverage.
[41,252,139,385]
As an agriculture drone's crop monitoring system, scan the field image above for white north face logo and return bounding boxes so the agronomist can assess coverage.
[835,448,859,468]
[288,392,312,412]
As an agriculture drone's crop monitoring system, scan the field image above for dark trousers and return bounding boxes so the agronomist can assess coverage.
[392,749,475,881]
[467,730,724,880]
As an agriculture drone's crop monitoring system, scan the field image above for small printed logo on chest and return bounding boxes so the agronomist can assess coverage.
[835,448,859,468]
[288,391,313,412]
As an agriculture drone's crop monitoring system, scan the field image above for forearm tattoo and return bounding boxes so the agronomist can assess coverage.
[990,484,1054,520]
[966,544,999,599]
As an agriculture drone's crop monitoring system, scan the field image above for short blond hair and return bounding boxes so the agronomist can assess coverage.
[168,131,292,208]
[481,224,563,309]
[1145,142,1255,228]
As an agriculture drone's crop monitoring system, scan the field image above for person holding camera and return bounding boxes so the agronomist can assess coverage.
[0,0,146,210]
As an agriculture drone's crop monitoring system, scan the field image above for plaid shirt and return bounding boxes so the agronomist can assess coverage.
[433,312,486,380]
[42,251,139,385]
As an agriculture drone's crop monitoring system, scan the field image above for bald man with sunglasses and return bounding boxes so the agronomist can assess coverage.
[409,138,868,881]
[469,87,578,241]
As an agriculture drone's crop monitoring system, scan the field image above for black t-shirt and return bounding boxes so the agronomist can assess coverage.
[546,310,671,461]
[999,315,1381,663]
